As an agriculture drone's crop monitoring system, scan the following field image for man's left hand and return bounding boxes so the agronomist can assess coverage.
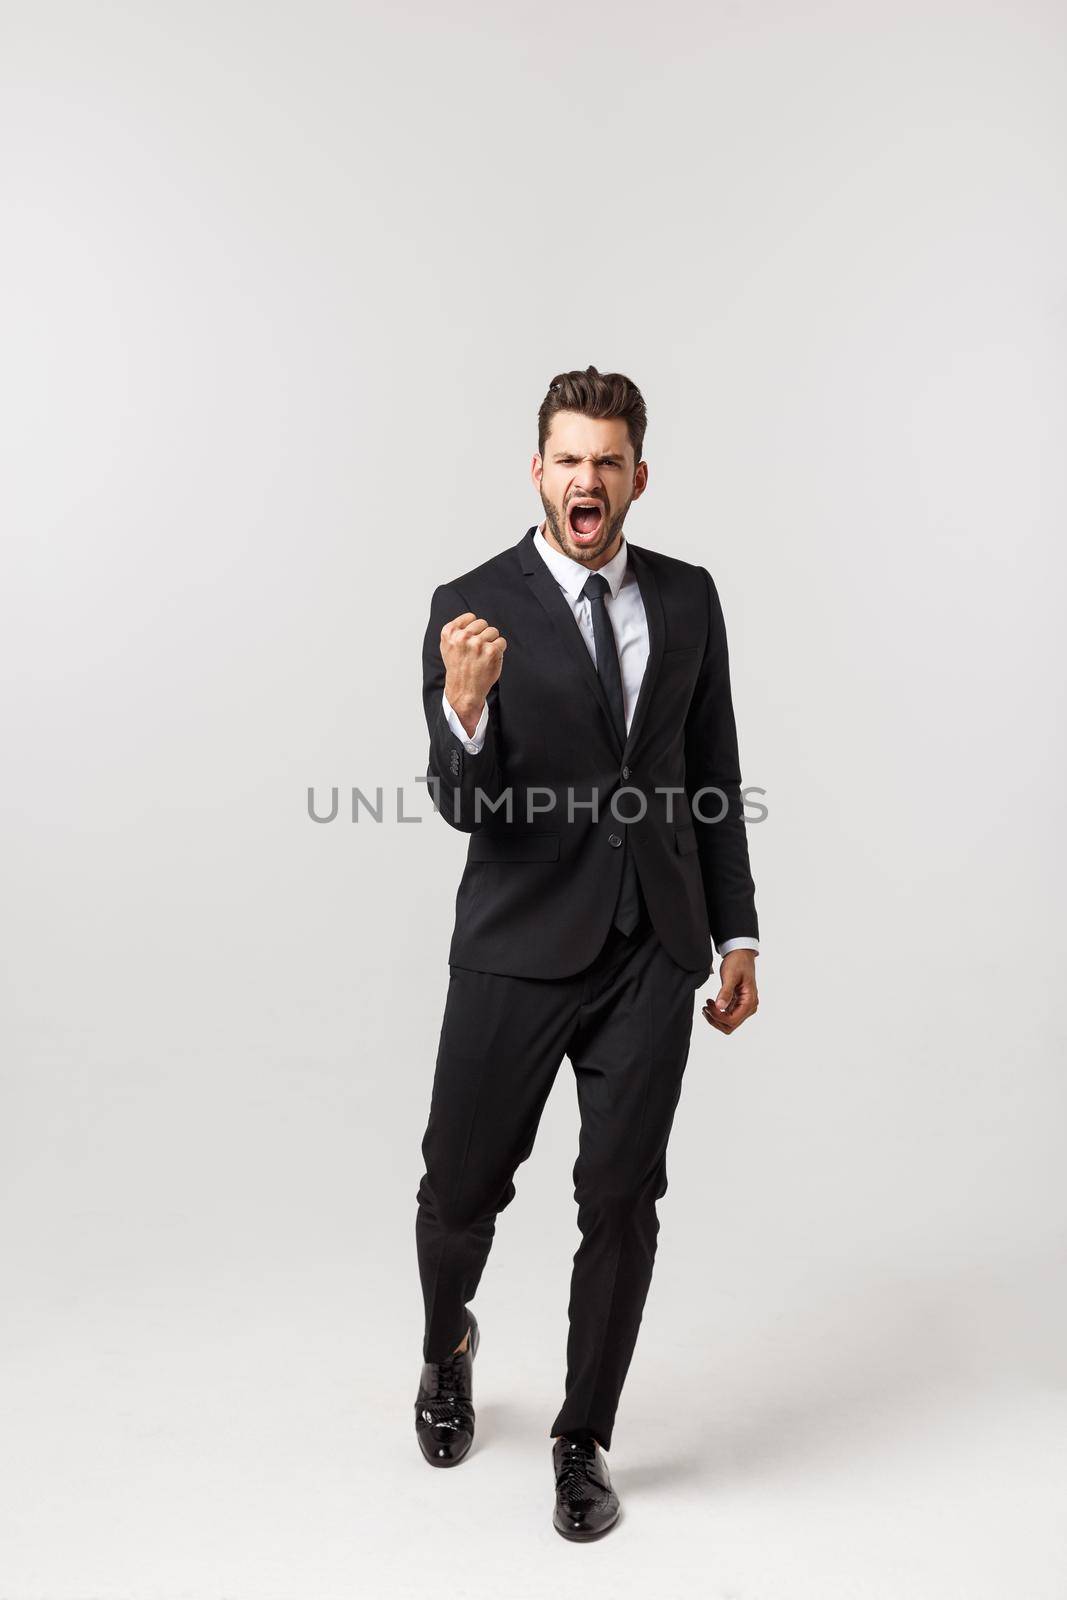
[702,950,759,1036]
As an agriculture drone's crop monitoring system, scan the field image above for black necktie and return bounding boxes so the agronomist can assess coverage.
[580,573,643,936]
[581,573,626,744]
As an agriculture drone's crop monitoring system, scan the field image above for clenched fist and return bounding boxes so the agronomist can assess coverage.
[441,612,507,737]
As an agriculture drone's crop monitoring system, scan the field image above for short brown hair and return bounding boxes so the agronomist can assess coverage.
[537,365,648,464]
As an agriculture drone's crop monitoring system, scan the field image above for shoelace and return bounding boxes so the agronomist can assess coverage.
[556,1439,598,1498]
[419,1353,473,1431]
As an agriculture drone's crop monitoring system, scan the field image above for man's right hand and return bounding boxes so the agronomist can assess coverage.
[441,612,507,737]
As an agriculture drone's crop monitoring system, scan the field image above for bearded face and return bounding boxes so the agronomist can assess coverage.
[533,411,645,566]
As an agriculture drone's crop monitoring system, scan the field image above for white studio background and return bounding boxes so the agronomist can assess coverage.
[2,3,1065,1597]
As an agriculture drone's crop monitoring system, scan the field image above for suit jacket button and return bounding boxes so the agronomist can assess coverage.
[621,766,630,779]
[608,833,623,848]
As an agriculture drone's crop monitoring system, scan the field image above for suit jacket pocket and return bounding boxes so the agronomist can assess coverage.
[675,823,699,855]
[468,831,560,863]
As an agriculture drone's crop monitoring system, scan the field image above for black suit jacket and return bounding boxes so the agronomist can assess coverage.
[422,526,758,978]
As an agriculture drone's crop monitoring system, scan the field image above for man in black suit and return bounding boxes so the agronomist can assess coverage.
[413,366,760,1539]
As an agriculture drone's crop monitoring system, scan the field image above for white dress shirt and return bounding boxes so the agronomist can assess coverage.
[441,524,759,959]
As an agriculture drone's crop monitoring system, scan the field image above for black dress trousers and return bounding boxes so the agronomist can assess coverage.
[414,901,710,1451]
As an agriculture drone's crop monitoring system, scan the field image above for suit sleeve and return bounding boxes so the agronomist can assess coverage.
[683,568,759,946]
[422,581,506,832]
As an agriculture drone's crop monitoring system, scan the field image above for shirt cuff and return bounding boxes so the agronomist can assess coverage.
[442,689,489,754]
[716,937,760,957]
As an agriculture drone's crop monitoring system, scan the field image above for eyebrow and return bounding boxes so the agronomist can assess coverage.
[552,451,625,464]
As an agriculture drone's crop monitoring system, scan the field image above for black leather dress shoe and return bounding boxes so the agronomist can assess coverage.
[552,1434,621,1540]
[414,1310,480,1467]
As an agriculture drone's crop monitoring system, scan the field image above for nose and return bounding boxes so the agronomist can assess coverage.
[572,461,604,497]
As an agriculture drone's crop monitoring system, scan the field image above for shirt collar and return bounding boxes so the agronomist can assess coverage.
[534,523,630,601]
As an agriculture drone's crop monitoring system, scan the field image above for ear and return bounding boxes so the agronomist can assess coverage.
[530,453,544,490]
[632,460,649,500]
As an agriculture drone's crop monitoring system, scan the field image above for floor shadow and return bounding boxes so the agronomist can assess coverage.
[618,1258,1023,1487]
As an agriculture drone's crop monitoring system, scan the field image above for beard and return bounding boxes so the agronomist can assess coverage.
[540,487,631,564]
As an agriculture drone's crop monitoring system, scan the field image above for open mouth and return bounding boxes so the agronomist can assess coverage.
[567,498,604,544]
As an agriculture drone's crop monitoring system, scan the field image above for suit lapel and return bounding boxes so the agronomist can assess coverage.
[516,526,624,757]
[622,540,664,760]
